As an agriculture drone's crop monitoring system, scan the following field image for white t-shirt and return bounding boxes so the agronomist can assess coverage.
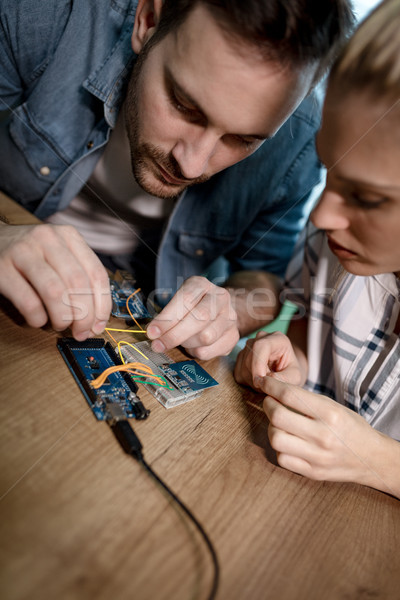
[46,108,175,255]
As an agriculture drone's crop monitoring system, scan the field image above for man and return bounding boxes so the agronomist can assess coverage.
[0,0,353,358]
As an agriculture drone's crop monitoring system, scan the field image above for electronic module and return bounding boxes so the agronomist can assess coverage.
[119,341,218,409]
[109,270,152,320]
[57,338,150,421]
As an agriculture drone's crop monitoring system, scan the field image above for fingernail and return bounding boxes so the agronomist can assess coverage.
[147,325,161,339]
[271,372,285,382]
[92,320,107,334]
[151,339,165,353]
[253,376,263,389]
[75,330,91,341]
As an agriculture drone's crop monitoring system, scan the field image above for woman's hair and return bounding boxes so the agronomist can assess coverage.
[329,0,400,101]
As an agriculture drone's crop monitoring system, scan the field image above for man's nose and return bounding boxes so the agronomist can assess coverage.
[171,129,218,180]
[311,189,350,231]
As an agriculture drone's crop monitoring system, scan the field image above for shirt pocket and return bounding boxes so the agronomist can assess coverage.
[177,233,236,271]
[9,104,68,185]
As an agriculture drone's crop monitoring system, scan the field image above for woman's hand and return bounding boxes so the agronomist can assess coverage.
[261,375,400,498]
[234,331,304,391]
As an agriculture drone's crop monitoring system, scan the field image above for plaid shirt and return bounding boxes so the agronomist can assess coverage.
[284,224,400,440]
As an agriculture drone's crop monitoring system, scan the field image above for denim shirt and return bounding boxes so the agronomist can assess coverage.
[0,0,322,305]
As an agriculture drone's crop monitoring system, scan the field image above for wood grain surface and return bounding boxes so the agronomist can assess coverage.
[0,195,399,600]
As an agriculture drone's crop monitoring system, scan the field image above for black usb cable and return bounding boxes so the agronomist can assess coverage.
[108,418,220,600]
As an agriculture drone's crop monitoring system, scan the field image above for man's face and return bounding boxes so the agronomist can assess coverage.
[125,3,316,199]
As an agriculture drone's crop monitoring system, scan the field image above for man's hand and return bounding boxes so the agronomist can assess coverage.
[0,223,111,339]
[224,270,281,336]
[146,276,239,360]
[261,376,400,498]
[234,331,304,390]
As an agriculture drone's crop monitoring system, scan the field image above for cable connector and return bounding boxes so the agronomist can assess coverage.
[130,393,150,420]
[108,419,143,460]
[106,416,219,599]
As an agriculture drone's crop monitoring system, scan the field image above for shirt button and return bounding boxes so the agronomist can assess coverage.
[87,140,94,149]
[40,166,50,176]
[195,248,204,256]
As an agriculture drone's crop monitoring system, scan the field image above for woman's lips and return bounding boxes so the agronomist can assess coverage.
[327,236,357,259]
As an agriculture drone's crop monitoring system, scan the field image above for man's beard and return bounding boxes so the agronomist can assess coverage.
[124,49,209,200]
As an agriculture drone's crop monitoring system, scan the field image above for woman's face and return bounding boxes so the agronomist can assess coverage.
[311,89,400,277]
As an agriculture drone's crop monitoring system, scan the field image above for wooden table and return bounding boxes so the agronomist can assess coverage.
[0,193,399,600]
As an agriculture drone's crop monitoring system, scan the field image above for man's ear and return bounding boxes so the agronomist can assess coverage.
[131,0,164,54]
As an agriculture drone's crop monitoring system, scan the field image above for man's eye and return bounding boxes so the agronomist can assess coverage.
[170,92,197,116]
[241,138,257,148]
[173,97,192,114]
[351,192,387,208]
[231,135,257,149]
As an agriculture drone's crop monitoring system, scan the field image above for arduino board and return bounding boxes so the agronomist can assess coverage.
[57,338,150,421]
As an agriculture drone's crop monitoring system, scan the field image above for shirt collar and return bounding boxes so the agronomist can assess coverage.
[83,13,137,127]
[373,272,400,298]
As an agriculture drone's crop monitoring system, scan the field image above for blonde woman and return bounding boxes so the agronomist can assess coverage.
[234,0,400,499]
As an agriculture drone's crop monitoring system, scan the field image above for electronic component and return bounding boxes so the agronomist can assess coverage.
[119,341,218,409]
[57,337,218,596]
[109,270,152,320]
[57,338,150,420]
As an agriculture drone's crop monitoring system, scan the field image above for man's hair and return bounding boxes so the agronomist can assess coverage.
[329,0,400,102]
[151,0,355,81]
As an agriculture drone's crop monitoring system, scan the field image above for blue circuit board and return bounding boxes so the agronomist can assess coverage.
[57,338,149,421]
[160,361,219,393]
[110,278,151,320]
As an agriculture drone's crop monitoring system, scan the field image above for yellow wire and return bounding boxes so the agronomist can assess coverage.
[93,287,166,390]
[105,328,146,333]
[117,340,149,362]
[126,288,146,332]
[105,329,118,345]
[115,340,167,385]
[104,287,148,337]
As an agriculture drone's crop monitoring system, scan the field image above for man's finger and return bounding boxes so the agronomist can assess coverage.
[147,277,209,337]
[13,247,76,331]
[149,282,236,353]
[186,327,239,360]
[0,263,48,328]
